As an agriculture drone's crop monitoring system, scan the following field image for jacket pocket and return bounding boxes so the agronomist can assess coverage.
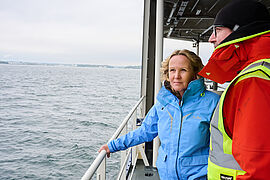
[181,154,208,166]
[179,155,208,179]
[158,147,167,162]
[156,147,167,179]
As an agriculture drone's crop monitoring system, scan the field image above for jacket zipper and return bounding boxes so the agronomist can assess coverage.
[176,100,184,179]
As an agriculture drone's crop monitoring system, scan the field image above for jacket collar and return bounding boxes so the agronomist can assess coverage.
[157,78,205,106]
[198,31,270,84]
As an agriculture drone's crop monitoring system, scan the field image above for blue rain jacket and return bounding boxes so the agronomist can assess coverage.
[108,78,220,179]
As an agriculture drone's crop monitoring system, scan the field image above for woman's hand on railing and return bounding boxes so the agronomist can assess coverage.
[98,144,111,158]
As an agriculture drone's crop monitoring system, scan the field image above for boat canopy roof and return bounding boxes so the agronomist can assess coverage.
[164,0,270,42]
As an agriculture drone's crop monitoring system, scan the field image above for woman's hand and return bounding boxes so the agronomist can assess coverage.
[98,144,111,158]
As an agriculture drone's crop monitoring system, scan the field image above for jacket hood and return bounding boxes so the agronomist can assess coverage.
[157,78,205,106]
[199,31,270,84]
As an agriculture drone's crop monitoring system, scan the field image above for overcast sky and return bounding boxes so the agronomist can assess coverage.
[0,0,213,66]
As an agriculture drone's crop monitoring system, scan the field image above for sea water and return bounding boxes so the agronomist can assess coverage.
[0,64,140,179]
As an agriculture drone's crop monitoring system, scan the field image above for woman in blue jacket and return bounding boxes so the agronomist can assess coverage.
[99,49,220,179]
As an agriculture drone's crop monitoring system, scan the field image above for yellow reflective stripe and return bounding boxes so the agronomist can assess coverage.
[235,59,270,85]
[208,159,246,180]
[217,83,233,154]
[215,30,270,50]
[246,59,270,66]
[235,70,269,85]
[223,133,233,154]
[242,59,270,73]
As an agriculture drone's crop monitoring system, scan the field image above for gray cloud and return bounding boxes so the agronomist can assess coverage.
[0,0,212,66]
[0,0,143,65]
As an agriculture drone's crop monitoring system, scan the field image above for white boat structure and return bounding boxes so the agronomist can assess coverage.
[81,0,270,179]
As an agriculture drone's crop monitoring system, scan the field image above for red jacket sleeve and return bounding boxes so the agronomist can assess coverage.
[223,77,270,180]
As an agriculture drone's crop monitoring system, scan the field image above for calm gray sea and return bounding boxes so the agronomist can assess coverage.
[0,64,140,179]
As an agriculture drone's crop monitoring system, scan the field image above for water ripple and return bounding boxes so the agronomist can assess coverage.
[0,65,140,179]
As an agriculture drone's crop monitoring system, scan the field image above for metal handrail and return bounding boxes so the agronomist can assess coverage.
[108,96,145,142]
[81,150,107,180]
[81,96,145,180]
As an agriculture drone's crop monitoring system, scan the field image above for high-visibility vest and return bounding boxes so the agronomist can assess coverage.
[208,59,270,180]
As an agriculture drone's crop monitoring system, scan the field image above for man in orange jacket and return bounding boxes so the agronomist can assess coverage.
[198,0,270,179]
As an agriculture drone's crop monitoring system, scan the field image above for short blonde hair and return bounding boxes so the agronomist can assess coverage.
[160,49,204,81]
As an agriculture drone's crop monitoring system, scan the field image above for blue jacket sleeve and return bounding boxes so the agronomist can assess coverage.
[108,105,159,153]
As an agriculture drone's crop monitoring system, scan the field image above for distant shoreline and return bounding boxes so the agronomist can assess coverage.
[0,61,141,69]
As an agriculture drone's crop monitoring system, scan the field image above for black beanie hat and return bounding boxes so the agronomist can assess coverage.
[214,0,270,30]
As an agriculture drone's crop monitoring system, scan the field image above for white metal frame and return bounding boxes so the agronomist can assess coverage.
[152,0,164,168]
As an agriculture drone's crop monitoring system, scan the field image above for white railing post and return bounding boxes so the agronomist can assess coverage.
[153,0,163,168]
[120,122,128,180]
[132,109,137,166]
[96,158,106,180]
[120,151,127,180]
[139,95,146,119]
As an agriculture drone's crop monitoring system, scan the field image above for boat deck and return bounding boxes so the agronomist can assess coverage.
[131,160,160,180]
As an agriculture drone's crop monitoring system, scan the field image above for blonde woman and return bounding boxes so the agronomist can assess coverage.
[99,49,220,179]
